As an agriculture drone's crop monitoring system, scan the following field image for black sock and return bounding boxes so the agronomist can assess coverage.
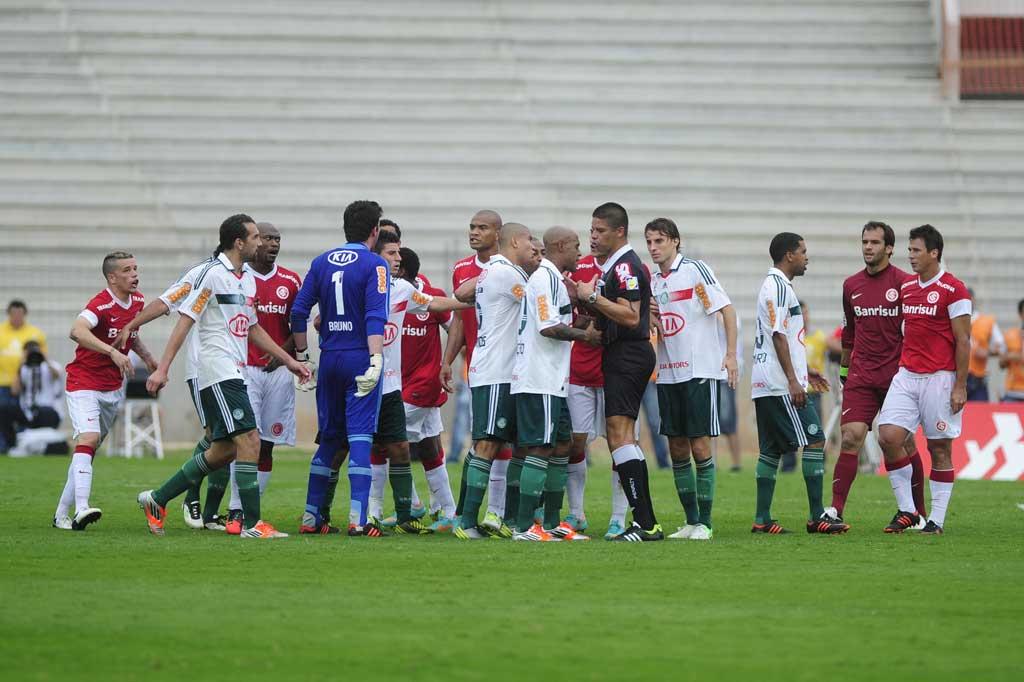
[616,459,653,529]
[638,458,659,526]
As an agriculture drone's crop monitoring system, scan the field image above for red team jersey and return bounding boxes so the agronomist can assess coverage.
[899,270,971,374]
[569,254,604,387]
[247,265,301,367]
[402,275,451,407]
[840,264,909,389]
[452,255,485,366]
[66,288,145,392]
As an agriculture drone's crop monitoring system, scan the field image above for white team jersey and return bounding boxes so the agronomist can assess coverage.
[180,253,258,390]
[381,277,432,395]
[751,267,807,399]
[159,257,217,381]
[512,258,572,397]
[469,254,528,388]
[652,254,731,384]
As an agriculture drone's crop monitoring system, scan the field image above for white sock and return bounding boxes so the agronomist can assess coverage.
[72,452,93,513]
[887,462,915,512]
[567,459,587,518]
[610,470,628,525]
[257,470,271,496]
[55,459,75,518]
[369,462,387,519]
[228,460,241,511]
[486,457,509,517]
[928,470,955,527]
[424,463,457,518]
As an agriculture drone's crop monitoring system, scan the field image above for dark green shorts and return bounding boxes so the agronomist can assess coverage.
[754,395,823,454]
[470,383,516,443]
[515,393,571,448]
[199,379,257,442]
[657,378,721,439]
[374,390,408,445]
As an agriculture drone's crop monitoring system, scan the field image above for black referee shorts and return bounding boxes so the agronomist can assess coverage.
[602,340,656,420]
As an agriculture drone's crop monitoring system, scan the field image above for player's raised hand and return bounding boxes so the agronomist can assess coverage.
[110,348,134,379]
[292,351,317,391]
[581,322,602,346]
[355,353,383,397]
[723,352,739,389]
[439,362,454,393]
[950,384,967,414]
[286,356,313,387]
[575,274,599,302]
[146,367,168,396]
[563,274,580,303]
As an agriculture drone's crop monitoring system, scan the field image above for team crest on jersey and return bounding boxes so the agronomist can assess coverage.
[694,283,711,310]
[512,284,526,300]
[228,313,249,338]
[167,282,192,303]
[767,300,776,327]
[885,288,899,302]
[416,312,430,322]
[927,291,940,304]
[276,285,289,299]
[327,250,358,267]
[192,288,212,314]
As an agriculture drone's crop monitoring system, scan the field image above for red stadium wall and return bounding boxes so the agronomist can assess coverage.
[961,16,1024,98]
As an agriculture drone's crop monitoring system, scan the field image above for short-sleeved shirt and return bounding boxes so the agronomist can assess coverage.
[381,277,433,395]
[841,264,908,389]
[899,269,971,374]
[469,254,528,387]
[569,254,603,387]
[247,264,301,367]
[0,321,47,387]
[512,258,572,397]
[751,267,807,399]
[452,254,486,366]
[1004,327,1024,398]
[402,281,451,408]
[652,254,731,384]
[66,288,145,392]
[597,244,651,345]
[160,257,217,382]
[180,253,258,390]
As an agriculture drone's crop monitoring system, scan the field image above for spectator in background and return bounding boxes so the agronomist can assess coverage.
[717,311,744,472]
[967,288,1004,402]
[0,300,48,451]
[1000,298,1024,402]
[0,340,62,452]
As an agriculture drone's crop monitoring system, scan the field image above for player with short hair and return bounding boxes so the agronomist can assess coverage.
[877,225,971,535]
[138,214,310,538]
[455,223,535,539]
[825,221,925,527]
[646,217,738,541]
[53,251,155,531]
[573,202,663,542]
[750,233,848,535]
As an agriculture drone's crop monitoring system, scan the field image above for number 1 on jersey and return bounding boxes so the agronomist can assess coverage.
[331,270,345,315]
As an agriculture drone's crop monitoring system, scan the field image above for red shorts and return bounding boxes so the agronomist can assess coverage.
[840,383,889,428]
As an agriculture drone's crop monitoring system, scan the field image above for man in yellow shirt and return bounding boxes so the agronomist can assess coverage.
[0,300,48,452]
[1001,298,1024,402]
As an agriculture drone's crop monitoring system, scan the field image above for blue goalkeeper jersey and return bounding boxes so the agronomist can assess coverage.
[291,242,390,353]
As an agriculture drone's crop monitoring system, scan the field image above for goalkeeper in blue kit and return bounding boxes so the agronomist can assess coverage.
[291,200,391,536]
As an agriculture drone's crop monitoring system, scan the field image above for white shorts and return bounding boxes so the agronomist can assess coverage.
[568,384,606,442]
[404,403,443,443]
[243,365,296,446]
[878,368,962,440]
[66,387,125,442]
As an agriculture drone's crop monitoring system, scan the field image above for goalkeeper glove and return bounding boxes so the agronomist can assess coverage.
[355,353,383,397]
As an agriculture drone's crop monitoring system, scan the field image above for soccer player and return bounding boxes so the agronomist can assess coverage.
[292,201,390,537]
[455,222,535,539]
[510,226,598,541]
[573,202,663,542]
[750,233,848,535]
[137,214,310,538]
[646,218,738,541]
[53,251,154,531]
[221,222,302,530]
[825,221,925,527]
[398,247,460,530]
[364,230,468,535]
[877,225,971,535]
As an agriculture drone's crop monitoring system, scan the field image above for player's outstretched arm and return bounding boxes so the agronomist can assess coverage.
[720,303,739,389]
[772,331,806,408]
[249,324,311,384]
[70,316,133,378]
[540,323,601,345]
[426,295,472,313]
[113,299,170,350]
[145,313,195,395]
[951,314,971,414]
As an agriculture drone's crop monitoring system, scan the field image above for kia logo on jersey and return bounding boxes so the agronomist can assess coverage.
[228,313,250,338]
[383,322,399,345]
[661,312,685,336]
[327,250,358,267]
[276,285,289,299]
[886,288,899,302]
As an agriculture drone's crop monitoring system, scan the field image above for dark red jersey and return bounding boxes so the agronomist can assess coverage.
[569,254,604,387]
[900,270,971,374]
[841,264,907,389]
[247,265,301,367]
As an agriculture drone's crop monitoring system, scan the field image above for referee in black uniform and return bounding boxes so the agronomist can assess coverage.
[573,202,663,541]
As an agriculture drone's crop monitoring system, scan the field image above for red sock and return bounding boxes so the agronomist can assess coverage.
[830,451,859,516]
[74,444,95,457]
[257,452,273,472]
[569,450,586,465]
[910,452,927,517]
[370,451,387,466]
[421,452,445,471]
[496,446,512,461]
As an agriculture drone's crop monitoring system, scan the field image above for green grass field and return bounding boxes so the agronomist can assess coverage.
[1,450,1021,681]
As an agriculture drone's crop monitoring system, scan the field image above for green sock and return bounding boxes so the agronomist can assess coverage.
[234,461,260,530]
[153,451,211,507]
[755,453,781,524]
[390,463,414,523]
[459,456,490,529]
[504,458,524,525]
[543,455,568,530]
[802,446,826,521]
[455,452,473,517]
[202,462,229,522]
[695,456,716,528]
[517,456,548,532]
[184,437,211,505]
[320,468,340,522]
[672,459,699,525]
